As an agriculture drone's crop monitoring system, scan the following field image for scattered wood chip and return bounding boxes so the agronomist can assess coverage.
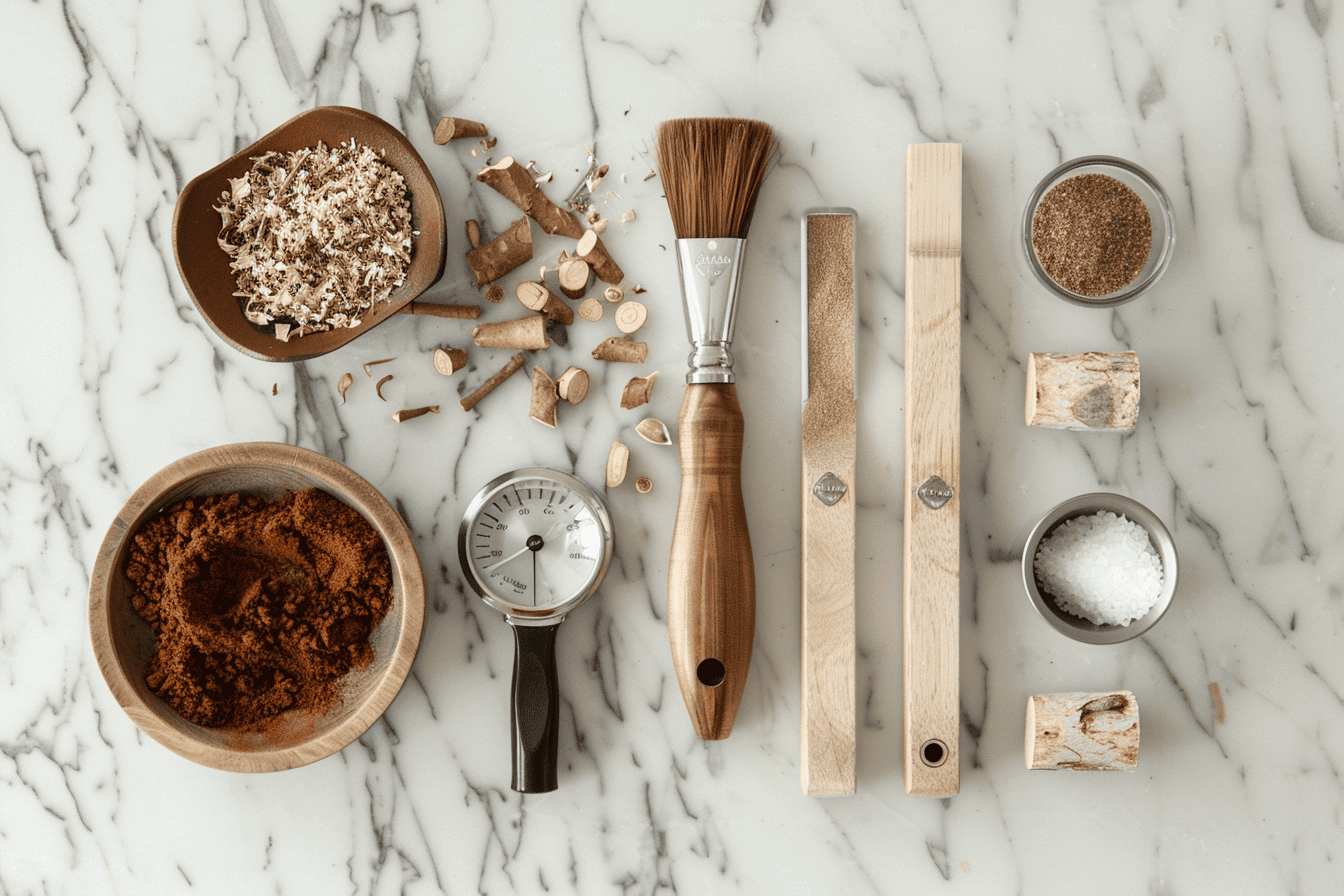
[375,374,393,401]
[473,316,551,350]
[465,219,482,249]
[643,171,657,181]
[485,284,505,304]
[604,286,624,303]
[556,367,589,404]
[393,405,441,422]
[1210,682,1225,724]
[466,216,533,287]
[614,300,648,335]
[406,301,481,319]
[635,476,653,494]
[592,335,647,363]
[363,358,395,376]
[631,284,647,294]
[274,323,292,342]
[558,258,591,300]
[620,371,658,409]
[620,209,635,224]
[636,417,672,445]
[433,347,468,376]
[434,117,488,144]
[482,137,497,150]
[529,366,559,427]
[591,216,609,234]
[271,383,278,396]
[516,282,573,324]
[337,372,354,404]
[558,249,570,265]
[606,441,629,487]
[460,352,526,412]
[578,298,603,322]
[538,264,549,281]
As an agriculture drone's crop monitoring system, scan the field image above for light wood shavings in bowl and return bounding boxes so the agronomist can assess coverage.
[215,139,413,337]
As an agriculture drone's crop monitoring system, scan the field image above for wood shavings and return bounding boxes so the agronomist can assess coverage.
[620,371,658,409]
[636,418,671,445]
[337,372,353,403]
[393,405,440,422]
[216,140,412,336]
[433,347,468,376]
[606,441,629,487]
[620,210,635,225]
[375,374,393,401]
[274,323,292,343]
[363,358,395,376]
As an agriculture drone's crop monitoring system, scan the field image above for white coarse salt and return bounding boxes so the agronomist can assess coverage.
[1034,510,1164,626]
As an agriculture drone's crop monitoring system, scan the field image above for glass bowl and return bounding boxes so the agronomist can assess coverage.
[1022,493,1178,645]
[1021,156,1175,307]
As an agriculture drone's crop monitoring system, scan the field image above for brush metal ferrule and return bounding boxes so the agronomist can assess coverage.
[675,238,747,384]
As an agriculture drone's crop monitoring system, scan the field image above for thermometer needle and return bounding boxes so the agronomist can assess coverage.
[482,517,568,571]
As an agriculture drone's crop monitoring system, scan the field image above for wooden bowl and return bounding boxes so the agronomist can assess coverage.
[88,443,425,772]
[173,106,447,362]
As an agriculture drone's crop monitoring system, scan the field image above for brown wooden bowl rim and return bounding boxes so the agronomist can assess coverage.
[88,442,426,772]
[172,106,448,363]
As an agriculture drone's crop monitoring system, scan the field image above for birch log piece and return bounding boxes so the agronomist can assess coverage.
[465,216,533,287]
[477,157,584,238]
[1026,691,1140,770]
[1026,352,1140,431]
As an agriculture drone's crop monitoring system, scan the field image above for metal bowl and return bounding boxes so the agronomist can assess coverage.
[1022,493,1178,644]
[88,442,425,771]
[172,106,447,362]
[1021,156,1175,308]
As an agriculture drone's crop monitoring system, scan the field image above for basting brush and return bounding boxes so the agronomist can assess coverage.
[655,117,775,740]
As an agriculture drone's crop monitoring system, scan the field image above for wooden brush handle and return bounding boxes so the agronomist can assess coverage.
[667,383,755,740]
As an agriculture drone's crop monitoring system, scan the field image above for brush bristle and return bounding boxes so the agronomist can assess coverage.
[655,117,775,240]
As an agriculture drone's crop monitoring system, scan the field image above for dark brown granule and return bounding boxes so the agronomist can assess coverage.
[124,488,392,731]
[1031,173,1152,298]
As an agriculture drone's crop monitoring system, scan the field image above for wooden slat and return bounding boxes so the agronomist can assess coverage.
[903,144,961,797]
[801,209,857,796]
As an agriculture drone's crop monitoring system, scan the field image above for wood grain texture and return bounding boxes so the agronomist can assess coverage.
[88,442,425,772]
[667,384,755,740]
[903,144,962,797]
[1026,692,1140,770]
[1025,351,1140,431]
[801,210,857,795]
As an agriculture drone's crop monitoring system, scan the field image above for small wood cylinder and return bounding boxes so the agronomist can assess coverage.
[1026,691,1139,771]
[1026,351,1139,431]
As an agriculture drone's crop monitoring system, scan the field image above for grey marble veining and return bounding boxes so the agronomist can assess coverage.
[1,0,1341,892]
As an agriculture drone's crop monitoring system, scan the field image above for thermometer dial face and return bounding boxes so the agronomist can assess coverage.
[458,469,613,621]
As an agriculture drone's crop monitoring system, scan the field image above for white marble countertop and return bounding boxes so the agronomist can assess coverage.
[2,0,1341,892]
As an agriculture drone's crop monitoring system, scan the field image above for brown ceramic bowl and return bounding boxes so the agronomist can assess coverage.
[88,442,425,772]
[173,106,447,362]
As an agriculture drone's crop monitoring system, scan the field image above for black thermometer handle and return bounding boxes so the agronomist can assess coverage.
[510,622,561,793]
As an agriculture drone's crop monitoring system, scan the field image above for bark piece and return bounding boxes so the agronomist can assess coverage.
[484,284,505,304]
[576,229,624,284]
[556,367,589,404]
[620,371,658,409]
[460,352,526,412]
[405,302,481,319]
[578,298,603,322]
[363,358,395,376]
[1026,351,1140,431]
[614,300,647,335]
[375,374,393,401]
[1026,692,1139,771]
[635,477,653,494]
[337,372,353,404]
[515,281,574,324]
[606,441,629,487]
[529,366,559,428]
[592,335,647,364]
[433,347,468,376]
[478,157,584,238]
[544,317,568,348]
[636,418,671,445]
[465,216,533,287]
[393,405,440,422]
[434,117,489,144]
[558,258,591,300]
[473,316,551,350]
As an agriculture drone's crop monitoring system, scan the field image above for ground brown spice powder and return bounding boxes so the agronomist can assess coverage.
[1031,173,1152,298]
[124,488,392,731]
